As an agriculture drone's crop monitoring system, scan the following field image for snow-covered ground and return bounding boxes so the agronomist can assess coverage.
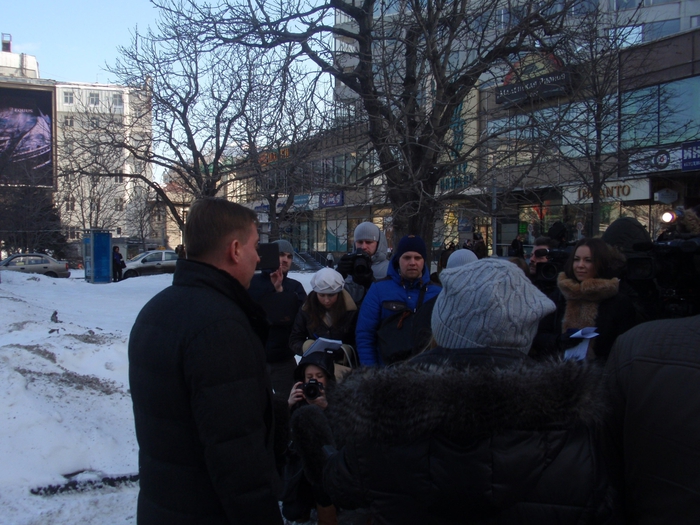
[0,269,314,524]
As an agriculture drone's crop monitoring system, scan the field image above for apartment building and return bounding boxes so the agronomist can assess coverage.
[0,33,157,258]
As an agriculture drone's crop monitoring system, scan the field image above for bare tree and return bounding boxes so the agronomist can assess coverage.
[174,0,593,250]
[100,3,326,236]
[0,184,66,257]
[57,88,136,235]
[125,182,160,252]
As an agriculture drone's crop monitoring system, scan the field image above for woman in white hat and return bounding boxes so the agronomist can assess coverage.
[289,268,359,377]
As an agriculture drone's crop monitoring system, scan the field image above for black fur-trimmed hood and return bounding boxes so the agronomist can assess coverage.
[327,355,607,448]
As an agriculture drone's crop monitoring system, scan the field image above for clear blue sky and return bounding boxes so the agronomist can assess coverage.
[4,0,161,84]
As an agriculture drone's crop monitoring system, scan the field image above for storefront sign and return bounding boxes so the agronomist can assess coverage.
[563,179,649,204]
[628,147,682,175]
[496,53,570,106]
[654,188,678,204]
[682,141,700,171]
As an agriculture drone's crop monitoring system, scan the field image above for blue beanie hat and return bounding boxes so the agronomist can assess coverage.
[392,235,427,265]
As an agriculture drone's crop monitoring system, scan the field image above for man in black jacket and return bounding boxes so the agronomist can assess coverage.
[249,239,307,401]
[129,198,283,525]
[605,314,700,524]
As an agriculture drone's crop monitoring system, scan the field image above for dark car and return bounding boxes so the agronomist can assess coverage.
[123,250,178,278]
[0,253,71,278]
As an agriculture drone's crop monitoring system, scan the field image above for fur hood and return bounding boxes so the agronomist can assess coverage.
[325,357,607,448]
[557,274,619,335]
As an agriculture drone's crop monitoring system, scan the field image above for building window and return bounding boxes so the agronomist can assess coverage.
[116,227,122,235]
[65,197,75,212]
[112,93,124,107]
[89,117,100,128]
[63,91,74,105]
[643,19,680,42]
[64,116,74,127]
[115,198,124,212]
[89,92,100,106]
[114,175,124,183]
[692,16,700,29]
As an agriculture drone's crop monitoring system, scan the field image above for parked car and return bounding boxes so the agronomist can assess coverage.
[123,250,178,279]
[0,253,71,278]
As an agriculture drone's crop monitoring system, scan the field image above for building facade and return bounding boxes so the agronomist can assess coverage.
[0,34,156,259]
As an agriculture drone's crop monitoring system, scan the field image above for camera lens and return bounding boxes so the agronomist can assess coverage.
[539,262,559,282]
[302,380,322,400]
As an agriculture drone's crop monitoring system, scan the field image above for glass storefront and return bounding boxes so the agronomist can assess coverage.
[518,200,666,245]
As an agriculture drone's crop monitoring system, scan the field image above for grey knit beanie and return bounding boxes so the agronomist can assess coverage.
[446,249,478,268]
[353,222,381,242]
[273,239,295,255]
[431,258,556,353]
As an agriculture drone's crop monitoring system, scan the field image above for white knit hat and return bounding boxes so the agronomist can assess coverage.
[431,258,556,353]
[310,268,345,294]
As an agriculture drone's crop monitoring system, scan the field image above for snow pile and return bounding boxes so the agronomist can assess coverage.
[0,269,314,524]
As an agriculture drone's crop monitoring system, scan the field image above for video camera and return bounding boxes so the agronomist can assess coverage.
[338,248,373,279]
[533,246,573,283]
[626,236,700,318]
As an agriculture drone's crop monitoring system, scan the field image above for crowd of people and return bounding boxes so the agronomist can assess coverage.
[128,197,700,525]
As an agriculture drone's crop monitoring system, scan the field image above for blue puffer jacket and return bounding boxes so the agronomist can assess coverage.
[355,261,441,366]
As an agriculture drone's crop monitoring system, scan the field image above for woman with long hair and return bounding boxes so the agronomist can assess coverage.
[532,237,638,361]
[289,268,358,376]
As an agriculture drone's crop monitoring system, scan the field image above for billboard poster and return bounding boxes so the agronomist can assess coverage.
[320,191,344,208]
[0,85,54,187]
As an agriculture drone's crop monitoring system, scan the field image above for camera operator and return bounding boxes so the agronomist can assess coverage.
[283,351,337,524]
[336,222,389,305]
[287,351,334,411]
[529,237,559,295]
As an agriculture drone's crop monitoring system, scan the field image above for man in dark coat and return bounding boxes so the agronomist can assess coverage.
[249,239,307,401]
[605,314,700,524]
[129,198,283,525]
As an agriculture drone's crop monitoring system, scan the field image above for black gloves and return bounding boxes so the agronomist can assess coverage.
[336,253,355,279]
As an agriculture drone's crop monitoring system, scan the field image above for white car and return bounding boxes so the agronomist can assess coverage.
[0,253,71,278]
[123,250,178,279]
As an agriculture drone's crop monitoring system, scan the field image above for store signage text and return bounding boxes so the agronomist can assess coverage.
[563,179,649,204]
[682,141,700,171]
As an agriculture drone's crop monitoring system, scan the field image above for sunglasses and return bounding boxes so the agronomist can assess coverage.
[533,248,550,258]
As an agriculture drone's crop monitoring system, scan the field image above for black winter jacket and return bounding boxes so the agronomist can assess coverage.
[129,259,283,525]
[320,347,618,525]
[288,290,358,356]
[605,315,700,524]
[249,272,307,363]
